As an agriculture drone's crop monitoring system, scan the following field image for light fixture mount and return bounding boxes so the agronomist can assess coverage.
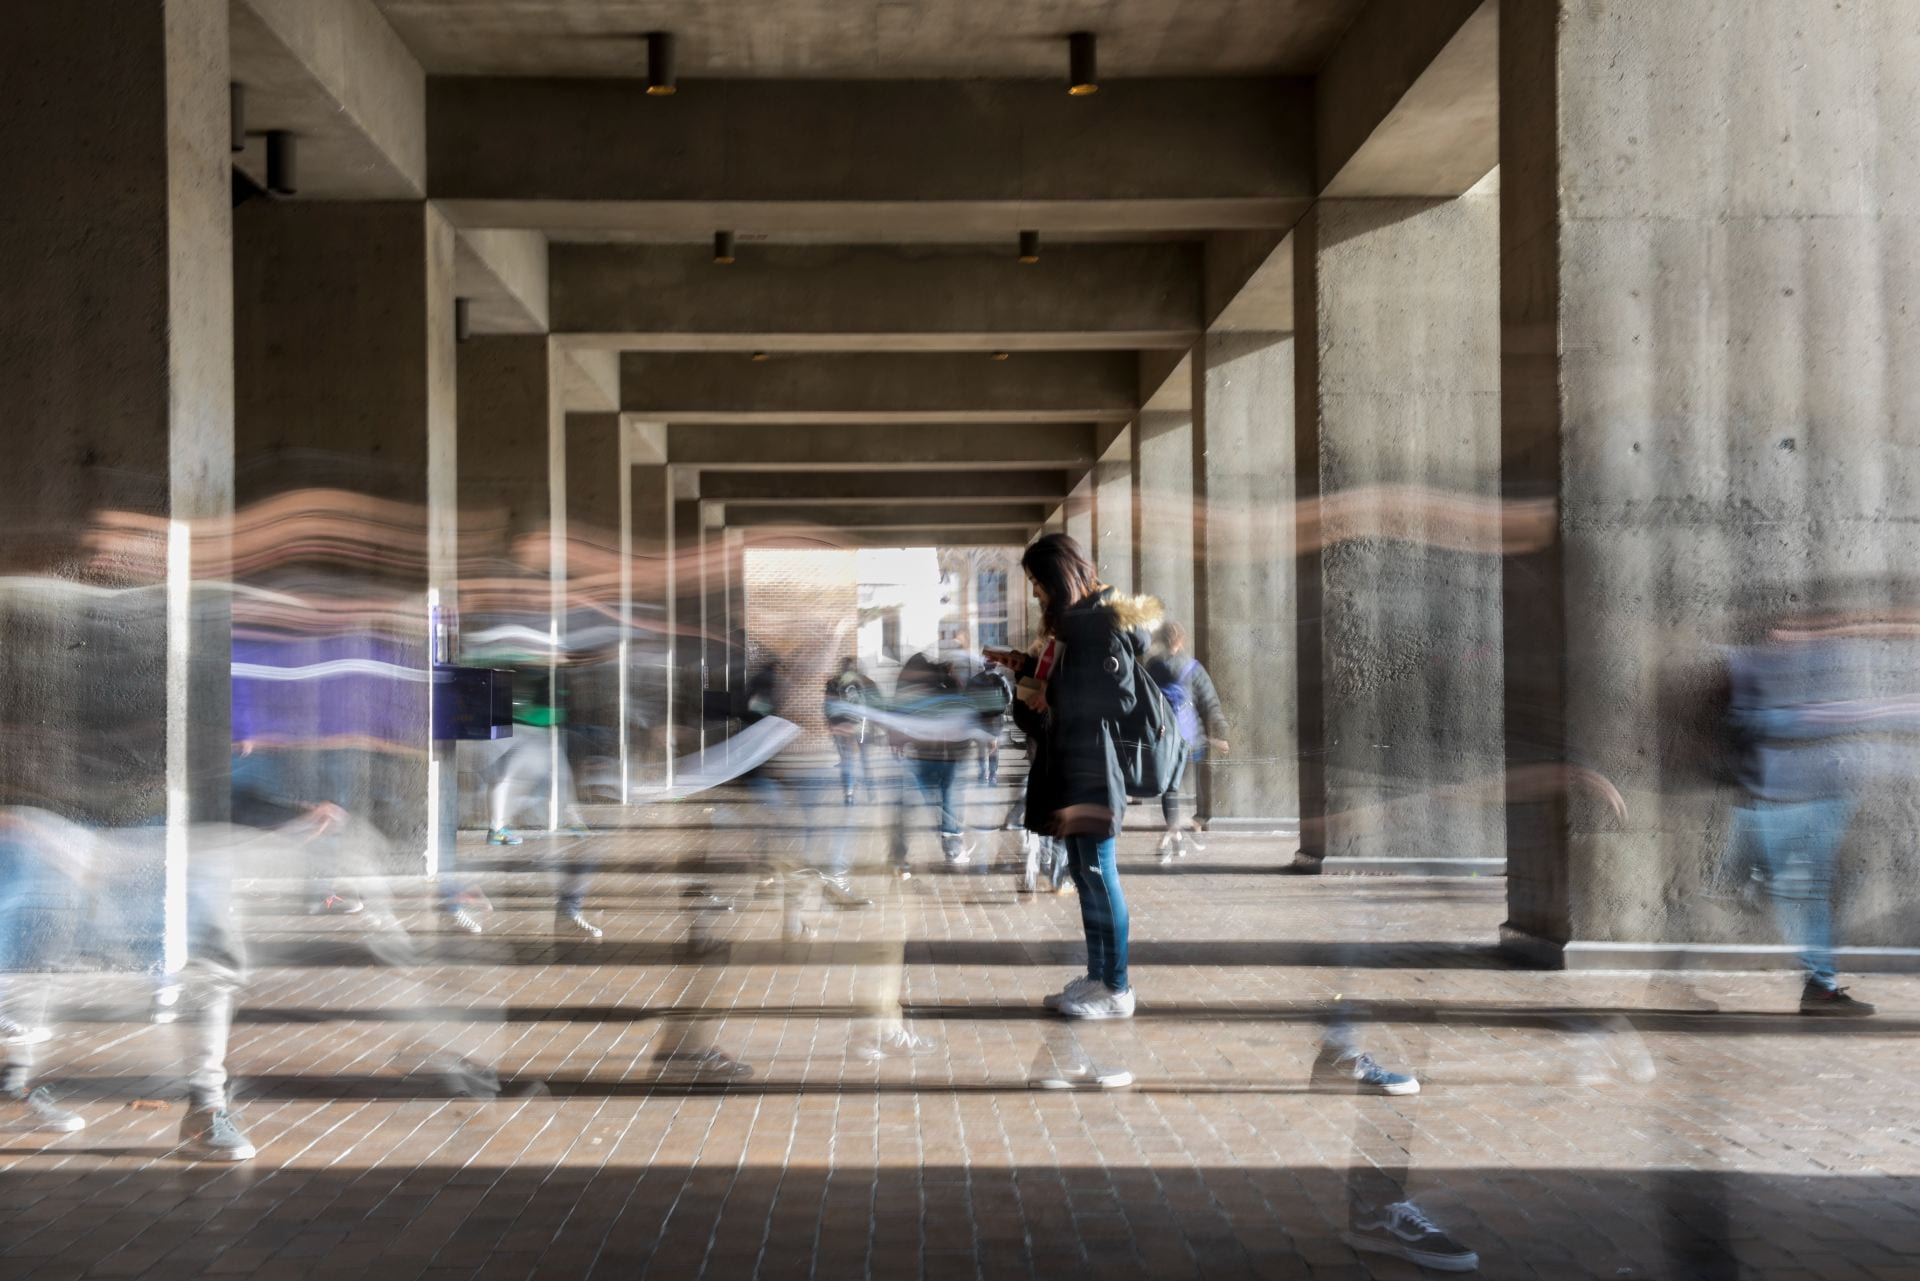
[646,32,677,95]
[713,229,737,264]
[1017,229,1040,264]
[1068,32,1098,95]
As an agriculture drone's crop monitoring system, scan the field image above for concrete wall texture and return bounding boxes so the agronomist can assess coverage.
[1502,0,1920,955]
[1296,195,1503,865]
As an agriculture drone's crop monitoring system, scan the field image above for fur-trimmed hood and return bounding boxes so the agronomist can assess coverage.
[1104,591,1164,633]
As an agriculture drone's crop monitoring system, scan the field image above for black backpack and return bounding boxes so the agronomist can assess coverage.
[1114,652,1185,799]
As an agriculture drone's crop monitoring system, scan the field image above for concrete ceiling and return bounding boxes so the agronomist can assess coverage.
[375,0,1366,79]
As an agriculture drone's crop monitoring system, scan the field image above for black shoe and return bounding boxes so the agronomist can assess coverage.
[1279,856,1324,875]
[1347,1201,1478,1272]
[1800,982,1875,1016]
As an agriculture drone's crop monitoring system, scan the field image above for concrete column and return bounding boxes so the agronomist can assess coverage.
[700,504,730,741]
[1194,333,1297,832]
[669,493,705,760]
[724,529,748,708]
[1134,408,1197,636]
[452,334,563,830]
[565,413,622,794]
[628,461,671,788]
[1292,196,1502,871]
[0,0,233,970]
[1092,426,1135,594]
[235,200,456,861]
[1501,0,1920,963]
[1063,478,1094,552]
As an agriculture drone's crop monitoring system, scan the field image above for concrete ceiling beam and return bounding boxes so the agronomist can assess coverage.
[454,228,549,333]
[551,242,1201,352]
[624,352,1134,424]
[696,470,1072,505]
[1314,0,1498,197]
[668,424,1096,471]
[743,526,1037,550]
[428,77,1313,235]
[230,0,426,198]
[723,504,1051,528]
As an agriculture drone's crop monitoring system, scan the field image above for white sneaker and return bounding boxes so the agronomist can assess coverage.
[0,1017,51,1047]
[1032,1063,1133,1090]
[1043,975,1100,1011]
[1057,983,1136,1020]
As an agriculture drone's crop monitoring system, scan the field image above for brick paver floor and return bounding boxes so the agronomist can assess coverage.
[2,794,1916,1280]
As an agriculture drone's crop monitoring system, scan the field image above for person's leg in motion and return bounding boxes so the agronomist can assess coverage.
[932,758,966,863]
[174,832,254,1162]
[1748,797,1872,1014]
[1157,748,1190,862]
[0,819,85,1133]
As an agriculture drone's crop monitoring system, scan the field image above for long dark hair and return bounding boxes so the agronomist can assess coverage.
[1021,533,1098,637]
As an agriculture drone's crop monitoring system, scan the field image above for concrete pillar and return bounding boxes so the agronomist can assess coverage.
[1063,478,1094,552]
[724,528,748,708]
[1291,196,1502,871]
[1092,426,1135,594]
[565,413,622,791]
[0,0,233,970]
[700,504,730,741]
[452,334,563,830]
[1500,0,1920,963]
[1194,333,1298,832]
[235,199,457,861]
[669,493,705,760]
[628,461,671,788]
[1134,408,1197,636]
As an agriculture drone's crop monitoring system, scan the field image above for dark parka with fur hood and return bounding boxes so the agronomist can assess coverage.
[1012,588,1162,839]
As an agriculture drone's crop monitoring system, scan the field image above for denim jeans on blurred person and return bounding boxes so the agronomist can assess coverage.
[906,756,963,837]
[1731,796,1856,990]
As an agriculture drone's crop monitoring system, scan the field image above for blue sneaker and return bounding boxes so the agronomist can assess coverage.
[1313,1045,1419,1096]
[487,827,523,846]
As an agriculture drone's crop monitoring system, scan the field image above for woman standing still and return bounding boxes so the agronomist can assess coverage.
[1007,534,1157,1020]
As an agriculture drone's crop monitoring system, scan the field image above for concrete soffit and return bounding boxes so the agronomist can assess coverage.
[1315,0,1499,198]
[230,0,427,198]
[455,228,550,334]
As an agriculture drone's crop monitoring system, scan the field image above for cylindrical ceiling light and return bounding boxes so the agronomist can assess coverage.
[713,230,737,264]
[1068,32,1098,96]
[646,32,677,95]
[455,298,472,343]
[990,351,1011,362]
[229,84,246,154]
[749,351,771,363]
[265,130,297,196]
[1017,229,1040,264]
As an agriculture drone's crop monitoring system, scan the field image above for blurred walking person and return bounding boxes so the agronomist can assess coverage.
[1145,621,1230,863]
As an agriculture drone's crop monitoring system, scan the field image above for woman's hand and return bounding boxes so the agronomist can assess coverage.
[1018,679,1049,713]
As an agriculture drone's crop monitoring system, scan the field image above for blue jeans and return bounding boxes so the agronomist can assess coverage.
[1733,797,1854,989]
[1065,834,1129,992]
[906,757,962,836]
